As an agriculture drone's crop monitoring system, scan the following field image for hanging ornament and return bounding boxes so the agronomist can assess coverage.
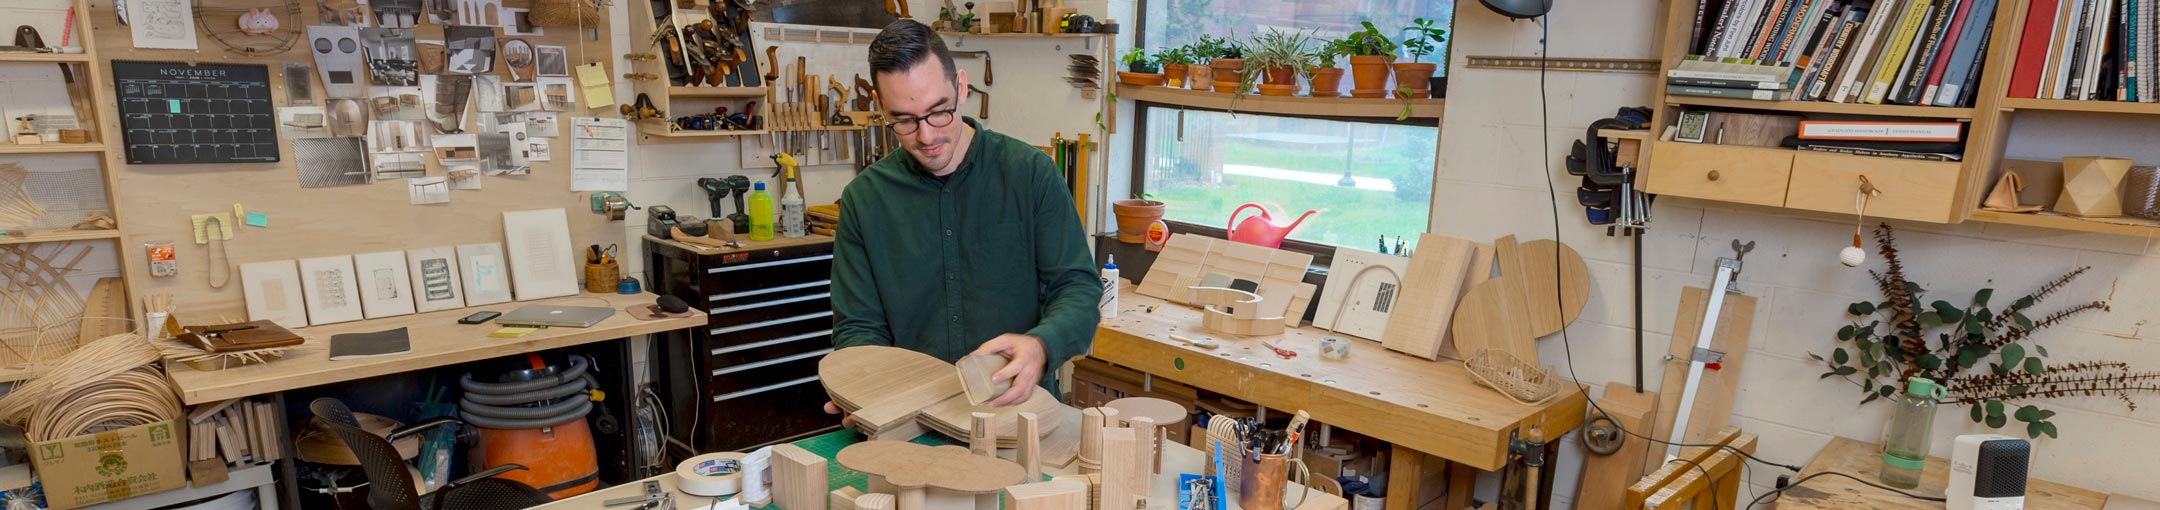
[1842,176,1882,268]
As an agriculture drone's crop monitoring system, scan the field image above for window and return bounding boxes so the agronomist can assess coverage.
[1142,0,1454,76]
[1134,105,1436,251]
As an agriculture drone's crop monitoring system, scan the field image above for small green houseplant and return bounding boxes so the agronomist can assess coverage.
[1157,46,1196,87]
[1197,33,1247,92]
[1306,44,1346,97]
[1240,29,1314,96]
[1341,22,1398,96]
[1117,48,1164,87]
[1394,17,1447,97]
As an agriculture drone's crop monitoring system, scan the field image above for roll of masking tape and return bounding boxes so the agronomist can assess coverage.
[677,452,748,497]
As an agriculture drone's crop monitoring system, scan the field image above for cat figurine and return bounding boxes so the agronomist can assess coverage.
[238,8,279,36]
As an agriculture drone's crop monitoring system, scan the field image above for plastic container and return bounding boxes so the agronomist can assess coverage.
[747,182,774,241]
[780,179,806,238]
[1880,376,1945,489]
[1099,256,1119,319]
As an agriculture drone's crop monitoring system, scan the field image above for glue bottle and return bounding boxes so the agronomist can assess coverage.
[1880,376,1944,489]
[748,182,775,241]
[780,178,806,238]
[1099,256,1119,318]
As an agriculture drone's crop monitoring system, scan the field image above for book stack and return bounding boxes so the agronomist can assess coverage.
[1784,119,1968,160]
[1671,0,2002,107]
[2007,0,2160,102]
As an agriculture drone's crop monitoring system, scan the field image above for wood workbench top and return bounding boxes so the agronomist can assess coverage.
[1092,281,1587,471]
[165,291,705,405]
[1774,437,2102,510]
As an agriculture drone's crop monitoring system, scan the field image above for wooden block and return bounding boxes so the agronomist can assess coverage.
[1380,234,1478,360]
[1005,479,1088,510]
[1098,428,1138,510]
[1516,239,1591,337]
[858,493,898,510]
[1019,412,1043,482]
[1644,288,1756,475]
[1051,475,1097,510]
[187,458,230,486]
[774,444,829,510]
[214,417,243,463]
[1079,407,1105,473]
[833,487,866,510]
[1282,282,1316,328]
[958,354,1012,406]
[971,412,997,456]
[188,399,241,424]
[1127,416,1156,490]
[899,487,928,510]
[1573,383,1660,510]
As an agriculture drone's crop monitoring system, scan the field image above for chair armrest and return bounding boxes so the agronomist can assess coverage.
[448,464,530,488]
[388,416,462,442]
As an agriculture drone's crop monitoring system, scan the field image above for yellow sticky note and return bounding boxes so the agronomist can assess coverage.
[490,326,542,338]
[189,213,234,244]
[575,63,615,109]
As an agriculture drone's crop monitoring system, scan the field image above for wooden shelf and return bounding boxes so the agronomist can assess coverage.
[669,86,768,98]
[939,31,1109,39]
[1666,95,1976,119]
[0,228,123,246]
[0,142,106,154]
[1967,209,2160,237]
[639,127,767,139]
[1117,84,1444,120]
[1596,129,1651,141]
[1999,97,2160,115]
[0,52,91,63]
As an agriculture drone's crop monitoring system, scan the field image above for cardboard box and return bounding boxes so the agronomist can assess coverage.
[31,419,186,510]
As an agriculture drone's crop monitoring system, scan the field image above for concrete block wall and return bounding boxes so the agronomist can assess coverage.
[1443,0,2160,505]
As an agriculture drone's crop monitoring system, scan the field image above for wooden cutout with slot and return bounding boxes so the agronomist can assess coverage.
[970,412,997,456]
[1079,407,1112,473]
[1190,287,1288,336]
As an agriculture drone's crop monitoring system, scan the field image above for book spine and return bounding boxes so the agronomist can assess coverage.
[1707,0,1738,56]
[1812,15,1866,99]
[1792,3,1848,85]
[1671,76,1791,88]
[1669,68,1793,81]
[2128,0,2139,100]
[2083,0,2116,99]
[1799,121,1963,140]
[1834,2,1897,102]
[1693,0,1715,54]
[1937,0,2001,106]
[1903,0,1962,104]
[1769,0,1809,59]
[1867,0,1937,104]
[1720,0,1762,58]
[1927,0,1982,102]
[2067,0,2097,98]
[1749,0,1791,60]
[1667,84,1792,99]
[2042,0,2078,96]
[1955,14,2001,106]
[2145,0,2156,101]
[1798,145,1958,161]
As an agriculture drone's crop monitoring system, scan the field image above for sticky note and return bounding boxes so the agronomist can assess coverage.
[189,213,234,244]
[167,99,182,113]
[245,212,268,227]
[490,327,542,338]
[575,63,615,109]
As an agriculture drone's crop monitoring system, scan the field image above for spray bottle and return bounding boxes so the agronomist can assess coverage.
[772,153,807,238]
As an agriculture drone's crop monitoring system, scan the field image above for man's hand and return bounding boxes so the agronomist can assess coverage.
[971,333,1046,407]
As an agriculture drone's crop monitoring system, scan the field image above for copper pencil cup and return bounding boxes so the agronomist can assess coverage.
[1237,452,1312,510]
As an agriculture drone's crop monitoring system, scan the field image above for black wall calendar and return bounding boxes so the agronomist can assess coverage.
[113,61,281,164]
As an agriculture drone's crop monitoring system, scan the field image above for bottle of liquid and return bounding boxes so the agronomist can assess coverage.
[1099,256,1119,319]
[1880,376,1945,488]
[747,181,775,241]
[780,178,806,238]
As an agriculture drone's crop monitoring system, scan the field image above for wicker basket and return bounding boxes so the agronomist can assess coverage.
[585,261,619,293]
[529,0,597,28]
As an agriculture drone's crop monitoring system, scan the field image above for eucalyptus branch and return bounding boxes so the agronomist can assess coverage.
[1985,267,2092,331]
[1990,301,2111,348]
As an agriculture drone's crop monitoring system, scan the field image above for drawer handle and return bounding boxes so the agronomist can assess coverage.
[1706,170,1721,181]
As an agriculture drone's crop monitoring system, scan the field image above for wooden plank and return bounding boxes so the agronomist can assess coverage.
[1379,234,1478,360]
[1438,243,1497,361]
[1642,288,1756,475]
[1572,384,1659,510]
[1514,240,1590,337]
[1625,428,1739,510]
[1774,437,2106,510]
[166,292,701,404]
[1384,447,1425,510]
[773,444,829,510]
[1643,434,1754,510]
[1136,234,1213,303]
[1491,236,1539,361]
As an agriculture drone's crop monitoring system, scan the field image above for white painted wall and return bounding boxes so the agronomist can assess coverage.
[1438,1,2160,506]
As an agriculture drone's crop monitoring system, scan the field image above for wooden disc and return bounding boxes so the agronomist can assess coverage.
[1105,397,1188,428]
[1516,239,1589,337]
[1450,279,1534,362]
[819,346,960,413]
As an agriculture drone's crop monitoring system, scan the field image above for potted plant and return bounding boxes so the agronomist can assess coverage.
[1112,194,1166,244]
[1341,22,1398,98]
[1118,48,1165,87]
[1198,34,1247,93]
[1240,29,1313,97]
[1307,45,1346,97]
[1395,17,1446,98]
[1158,46,1195,88]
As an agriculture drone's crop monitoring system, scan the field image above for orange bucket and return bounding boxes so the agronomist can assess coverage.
[470,419,600,499]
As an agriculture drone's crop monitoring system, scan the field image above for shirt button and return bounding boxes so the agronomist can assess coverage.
[946,272,955,281]
[945,229,954,237]
[951,315,960,322]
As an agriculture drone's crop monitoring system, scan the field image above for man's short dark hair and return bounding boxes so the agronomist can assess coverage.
[868,19,957,86]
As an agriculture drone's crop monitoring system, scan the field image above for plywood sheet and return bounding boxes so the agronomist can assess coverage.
[1516,240,1590,337]
[1379,234,1477,360]
[1437,242,1497,361]
[1135,234,1212,303]
[1643,287,1756,475]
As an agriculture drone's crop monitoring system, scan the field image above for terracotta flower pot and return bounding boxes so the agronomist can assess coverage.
[1163,63,1189,88]
[1257,84,1297,97]
[1309,68,1345,97]
[1349,55,1394,91]
[1392,62,1439,97]
[1112,200,1166,243]
[1212,80,1244,94]
[1187,63,1213,90]
[1261,66,1296,85]
[1118,71,1165,87]
[1209,58,1245,85]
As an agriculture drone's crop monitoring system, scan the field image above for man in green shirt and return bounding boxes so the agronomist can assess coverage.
[824,20,1102,409]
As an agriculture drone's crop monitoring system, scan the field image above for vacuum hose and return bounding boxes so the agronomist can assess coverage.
[459,357,597,429]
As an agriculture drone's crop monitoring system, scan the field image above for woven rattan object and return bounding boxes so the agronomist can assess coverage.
[1464,348,1560,405]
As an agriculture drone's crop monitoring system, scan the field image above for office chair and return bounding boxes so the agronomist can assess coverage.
[309,398,554,510]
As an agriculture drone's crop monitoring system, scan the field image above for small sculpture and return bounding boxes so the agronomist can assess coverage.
[238,9,280,36]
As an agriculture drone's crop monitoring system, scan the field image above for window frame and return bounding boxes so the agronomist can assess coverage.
[1127,100,1440,266]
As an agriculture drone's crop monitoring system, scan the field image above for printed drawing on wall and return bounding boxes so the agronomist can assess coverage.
[360,28,419,86]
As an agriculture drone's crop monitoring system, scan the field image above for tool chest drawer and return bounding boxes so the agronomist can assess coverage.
[708,327,832,370]
[703,255,834,296]
[696,376,833,450]
[1784,152,1962,223]
[707,291,834,330]
[704,352,828,397]
[645,235,837,453]
[1644,141,1794,207]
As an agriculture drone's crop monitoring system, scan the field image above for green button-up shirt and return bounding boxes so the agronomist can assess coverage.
[830,118,1101,391]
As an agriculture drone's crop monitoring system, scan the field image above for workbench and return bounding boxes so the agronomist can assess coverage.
[536,429,1348,510]
[1091,282,1588,510]
[1773,437,2102,510]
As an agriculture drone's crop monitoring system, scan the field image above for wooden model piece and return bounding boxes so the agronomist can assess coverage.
[1127,416,1156,486]
[833,488,865,510]
[2055,156,2133,217]
[1079,407,1108,473]
[1450,237,1538,364]
[1106,397,1183,473]
[1191,287,1287,336]
[835,441,1025,495]
[1380,234,1477,360]
[773,444,829,510]
[919,386,1063,446]
[970,412,997,456]
[958,353,1011,406]
[1463,348,1560,404]
[1018,412,1043,483]
[1515,239,1591,336]
[1097,428,1139,510]
[822,346,963,439]
[857,493,897,510]
[1204,414,1244,496]
[1004,479,1087,510]
[1135,234,1213,303]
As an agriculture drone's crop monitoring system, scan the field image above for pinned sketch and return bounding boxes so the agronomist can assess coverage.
[325,97,369,137]
[367,120,430,179]
[500,38,536,81]
[538,77,575,111]
[431,133,477,160]
[359,28,419,86]
[528,139,551,162]
[473,75,505,112]
[525,112,559,137]
[455,0,503,26]
[240,260,308,329]
[298,255,364,326]
[317,0,371,25]
[368,86,425,120]
[504,82,541,112]
[283,63,317,105]
[503,208,578,301]
[309,25,367,98]
[278,107,330,138]
[536,45,569,76]
[445,25,496,74]
[447,164,482,189]
[407,247,465,312]
[504,8,542,35]
[353,251,417,319]
[456,242,511,306]
[130,0,199,50]
[372,0,421,27]
[407,177,450,204]
[295,137,372,188]
[421,74,472,134]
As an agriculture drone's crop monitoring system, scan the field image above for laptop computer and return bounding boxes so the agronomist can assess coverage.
[496,305,615,328]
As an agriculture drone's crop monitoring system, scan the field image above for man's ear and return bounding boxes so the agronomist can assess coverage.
[953,68,969,111]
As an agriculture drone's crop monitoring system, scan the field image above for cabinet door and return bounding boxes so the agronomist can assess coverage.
[1645,141,1796,207]
[1785,152,1962,223]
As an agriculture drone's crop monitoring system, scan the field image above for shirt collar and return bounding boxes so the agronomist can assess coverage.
[908,117,986,183]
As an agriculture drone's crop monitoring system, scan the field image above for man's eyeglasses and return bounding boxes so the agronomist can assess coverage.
[888,108,958,135]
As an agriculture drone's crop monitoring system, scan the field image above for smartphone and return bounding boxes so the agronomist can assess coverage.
[459,311,501,324]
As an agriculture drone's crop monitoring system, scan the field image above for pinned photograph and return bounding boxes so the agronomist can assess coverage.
[308,25,366,98]
[500,38,536,81]
[416,40,445,74]
[444,25,496,75]
[325,97,370,137]
[477,113,529,175]
[367,120,430,179]
[525,112,559,137]
[503,8,543,35]
[503,82,541,112]
[423,0,453,24]
[528,138,551,161]
[537,77,574,111]
[316,0,371,26]
[408,177,450,205]
[432,133,478,161]
[278,107,330,138]
[536,45,568,76]
[359,28,418,86]
[447,164,483,190]
[473,75,505,112]
[295,137,371,188]
[283,63,317,105]
[372,0,421,27]
[422,75,472,134]
[453,0,502,26]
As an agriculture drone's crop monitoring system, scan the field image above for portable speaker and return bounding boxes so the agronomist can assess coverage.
[1949,434,2029,510]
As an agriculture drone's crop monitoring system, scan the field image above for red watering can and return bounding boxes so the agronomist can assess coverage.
[1226,203,1318,249]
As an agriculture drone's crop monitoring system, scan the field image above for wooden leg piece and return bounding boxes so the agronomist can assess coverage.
[1098,428,1138,510]
[971,412,998,457]
[859,493,898,510]
[1127,416,1156,496]
[1445,462,1475,510]
[773,444,828,510]
[898,487,928,510]
[833,488,866,510]
[1385,447,1424,510]
[1006,479,1088,510]
[1079,407,1109,474]
[1019,412,1043,482]
[978,493,1000,510]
